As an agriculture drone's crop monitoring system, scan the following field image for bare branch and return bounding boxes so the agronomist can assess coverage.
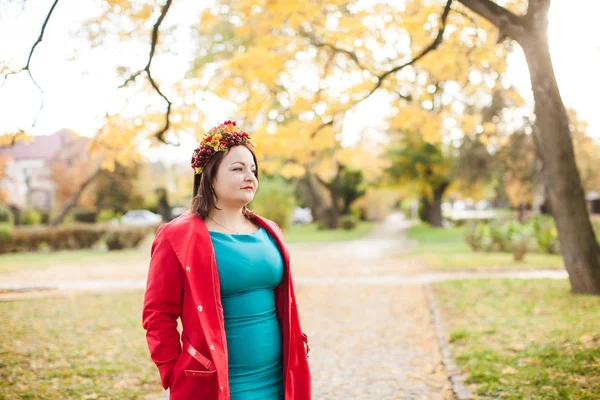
[119,0,175,145]
[25,0,60,69]
[313,40,374,75]
[366,0,454,98]
[0,0,59,130]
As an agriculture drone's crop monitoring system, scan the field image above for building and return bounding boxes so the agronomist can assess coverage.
[0,129,90,212]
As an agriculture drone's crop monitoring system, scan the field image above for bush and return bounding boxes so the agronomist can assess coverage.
[348,207,363,221]
[509,225,534,261]
[530,215,560,254]
[73,208,97,223]
[465,223,492,252]
[249,175,295,230]
[466,217,556,256]
[97,209,120,222]
[339,215,359,230]
[0,225,13,253]
[0,204,14,224]
[104,226,152,250]
[2,224,108,253]
[0,223,158,254]
[21,208,42,225]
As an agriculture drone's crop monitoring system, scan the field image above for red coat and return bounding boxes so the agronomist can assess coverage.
[142,212,311,400]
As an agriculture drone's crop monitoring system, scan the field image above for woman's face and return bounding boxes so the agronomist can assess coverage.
[212,145,258,208]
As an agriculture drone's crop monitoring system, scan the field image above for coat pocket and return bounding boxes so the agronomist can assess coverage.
[181,335,216,378]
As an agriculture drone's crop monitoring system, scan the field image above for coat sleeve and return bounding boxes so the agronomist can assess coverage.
[142,224,183,390]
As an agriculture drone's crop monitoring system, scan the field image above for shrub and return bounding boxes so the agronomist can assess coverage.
[21,208,42,225]
[530,215,560,254]
[0,225,13,253]
[97,209,119,222]
[510,225,534,261]
[339,215,359,230]
[0,225,108,254]
[73,208,97,223]
[465,222,494,252]
[0,204,14,224]
[104,226,152,251]
[466,217,561,256]
[249,175,295,230]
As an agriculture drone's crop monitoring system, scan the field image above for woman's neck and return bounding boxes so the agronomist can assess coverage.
[208,207,247,228]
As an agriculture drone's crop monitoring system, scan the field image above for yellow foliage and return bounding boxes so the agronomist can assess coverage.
[0,131,33,147]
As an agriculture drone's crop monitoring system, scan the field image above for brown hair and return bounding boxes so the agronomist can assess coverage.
[190,144,259,220]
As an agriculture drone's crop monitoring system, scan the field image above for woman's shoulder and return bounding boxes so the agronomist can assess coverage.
[251,214,284,237]
[158,210,204,236]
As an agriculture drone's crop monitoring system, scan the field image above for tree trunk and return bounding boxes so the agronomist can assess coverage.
[303,168,329,225]
[325,164,342,229]
[49,167,102,226]
[156,188,171,222]
[420,183,447,227]
[312,163,343,229]
[520,28,600,294]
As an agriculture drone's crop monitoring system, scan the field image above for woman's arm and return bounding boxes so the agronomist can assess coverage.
[142,224,184,390]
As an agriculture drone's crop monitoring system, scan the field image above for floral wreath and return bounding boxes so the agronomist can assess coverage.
[191,120,255,174]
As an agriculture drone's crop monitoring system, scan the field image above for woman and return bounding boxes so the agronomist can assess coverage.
[142,121,311,400]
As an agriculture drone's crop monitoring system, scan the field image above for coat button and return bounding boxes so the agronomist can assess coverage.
[197,305,203,312]
[210,345,215,351]
[220,386,224,391]
[186,266,191,272]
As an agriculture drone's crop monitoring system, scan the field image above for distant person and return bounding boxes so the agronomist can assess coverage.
[142,120,311,400]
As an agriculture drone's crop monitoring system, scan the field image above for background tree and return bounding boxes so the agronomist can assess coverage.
[95,162,144,215]
[454,0,600,294]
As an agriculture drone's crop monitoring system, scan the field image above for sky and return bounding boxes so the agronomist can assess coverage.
[0,0,599,165]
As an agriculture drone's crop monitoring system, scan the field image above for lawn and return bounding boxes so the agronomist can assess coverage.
[0,247,150,274]
[0,222,375,273]
[432,279,600,399]
[406,224,564,271]
[0,291,161,399]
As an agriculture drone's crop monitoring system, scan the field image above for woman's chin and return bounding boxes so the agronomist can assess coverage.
[232,193,255,207]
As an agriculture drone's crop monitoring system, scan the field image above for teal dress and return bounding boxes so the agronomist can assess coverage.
[209,227,285,400]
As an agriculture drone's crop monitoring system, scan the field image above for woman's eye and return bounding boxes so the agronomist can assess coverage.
[233,167,242,171]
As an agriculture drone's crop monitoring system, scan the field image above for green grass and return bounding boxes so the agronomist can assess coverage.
[0,291,161,399]
[432,279,600,399]
[0,222,375,274]
[406,224,564,271]
[283,221,375,243]
[0,245,150,275]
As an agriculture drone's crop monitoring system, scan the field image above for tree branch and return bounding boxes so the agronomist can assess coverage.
[0,0,60,131]
[457,0,525,41]
[119,0,175,145]
[312,40,374,75]
[366,0,454,98]
[310,119,334,139]
[313,172,332,190]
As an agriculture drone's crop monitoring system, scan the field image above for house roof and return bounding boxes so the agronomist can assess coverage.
[0,129,86,161]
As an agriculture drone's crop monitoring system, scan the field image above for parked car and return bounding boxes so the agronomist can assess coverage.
[291,207,313,225]
[121,210,162,226]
